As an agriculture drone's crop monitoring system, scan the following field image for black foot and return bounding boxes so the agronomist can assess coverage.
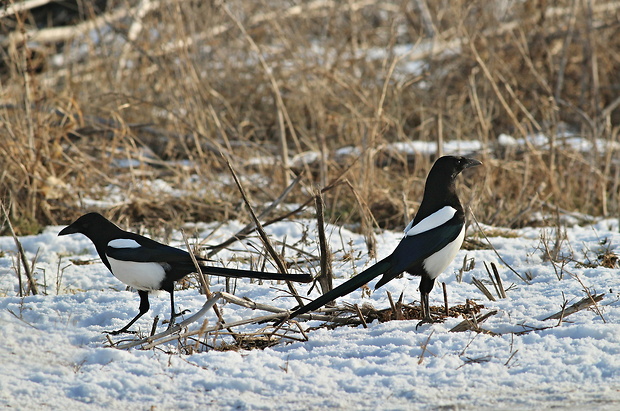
[415,316,442,330]
[174,308,191,317]
[165,309,191,329]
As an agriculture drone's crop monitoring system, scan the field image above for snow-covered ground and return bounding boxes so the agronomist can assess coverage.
[1,216,619,409]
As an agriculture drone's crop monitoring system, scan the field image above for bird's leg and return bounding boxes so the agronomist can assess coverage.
[167,289,189,329]
[416,291,435,329]
[416,277,445,329]
[107,290,150,335]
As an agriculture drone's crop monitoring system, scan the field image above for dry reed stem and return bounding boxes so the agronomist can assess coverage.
[180,229,233,335]
[483,261,506,299]
[0,0,54,19]
[315,189,333,295]
[449,310,498,333]
[217,292,348,324]
[353,304,368,328]
[471,276,496,302]
[470,209,529,283]
[417,329,435,364]
[225,158,304,306]
[206,174,302,257]
[1,202,38,295]
[542,293,604,321]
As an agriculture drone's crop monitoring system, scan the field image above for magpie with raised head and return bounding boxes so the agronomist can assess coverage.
[58,212,313,334]
[285,155,482,326]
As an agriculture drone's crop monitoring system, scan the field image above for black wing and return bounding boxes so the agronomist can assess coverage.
[375,215,464,288]
[105,235,195,264]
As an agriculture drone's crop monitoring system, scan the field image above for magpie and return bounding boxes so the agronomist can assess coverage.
[285,155,482,326]
[58,212,313,334]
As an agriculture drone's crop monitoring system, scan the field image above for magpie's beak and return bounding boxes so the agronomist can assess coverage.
[464,158,482,169]
[58,224,78,236]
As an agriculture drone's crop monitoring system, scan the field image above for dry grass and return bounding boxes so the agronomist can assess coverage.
[1,0,620,235]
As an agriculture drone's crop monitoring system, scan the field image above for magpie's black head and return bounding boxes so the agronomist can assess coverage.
[58,212,118,239]
[409,155,482,227]
[430,156,482,181]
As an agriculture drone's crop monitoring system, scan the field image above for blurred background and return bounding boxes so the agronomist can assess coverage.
[1,0,619,235]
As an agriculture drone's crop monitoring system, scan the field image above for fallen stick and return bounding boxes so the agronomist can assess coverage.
[4,3,135,45]
[219,292,356,324]
[542,293,604,321]
[0,0,54,19]
[450,310,498,333]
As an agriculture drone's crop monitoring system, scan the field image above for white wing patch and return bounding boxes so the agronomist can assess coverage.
[404,206,457,237]
[108,238,141,249]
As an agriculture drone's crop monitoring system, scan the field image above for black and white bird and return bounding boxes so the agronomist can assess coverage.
[58,212,312,334]
[285,155,482,326]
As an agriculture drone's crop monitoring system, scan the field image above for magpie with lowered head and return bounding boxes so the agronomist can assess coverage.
[59,213,312,334]
[284,155,482,327]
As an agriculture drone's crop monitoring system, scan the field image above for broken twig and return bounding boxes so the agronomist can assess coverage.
[542,293,604,321]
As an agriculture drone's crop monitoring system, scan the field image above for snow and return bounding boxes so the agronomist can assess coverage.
[248,131,620,171]
[497,132,620,153]
[1,216,619,409]
[250,140,485,169]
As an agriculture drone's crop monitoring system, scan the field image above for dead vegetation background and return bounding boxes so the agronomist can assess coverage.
[1,0,620,236]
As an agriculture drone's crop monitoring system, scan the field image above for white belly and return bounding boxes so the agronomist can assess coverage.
[422,226,465,279]
[107,257,166,291]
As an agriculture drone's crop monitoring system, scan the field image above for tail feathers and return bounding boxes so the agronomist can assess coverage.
[288,258,392,319]
[198,265,313,283]
[374,267,400,289]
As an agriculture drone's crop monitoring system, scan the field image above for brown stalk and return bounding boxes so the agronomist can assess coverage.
[1,202,38,295]
[417,330,435,364]
[315,189,333,296]
[225,158,304,306]
[206,174,302,258]
[353,304,368,328]
[450,310,498,333]
[542,293,604,321]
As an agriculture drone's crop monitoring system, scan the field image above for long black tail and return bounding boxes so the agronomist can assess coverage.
[198,264,313,283]
[286,258,393,320]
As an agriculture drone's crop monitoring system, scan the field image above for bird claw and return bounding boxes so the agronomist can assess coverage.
[415,316,442,330]
[173,308,191,317]
[165,309,191,329]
